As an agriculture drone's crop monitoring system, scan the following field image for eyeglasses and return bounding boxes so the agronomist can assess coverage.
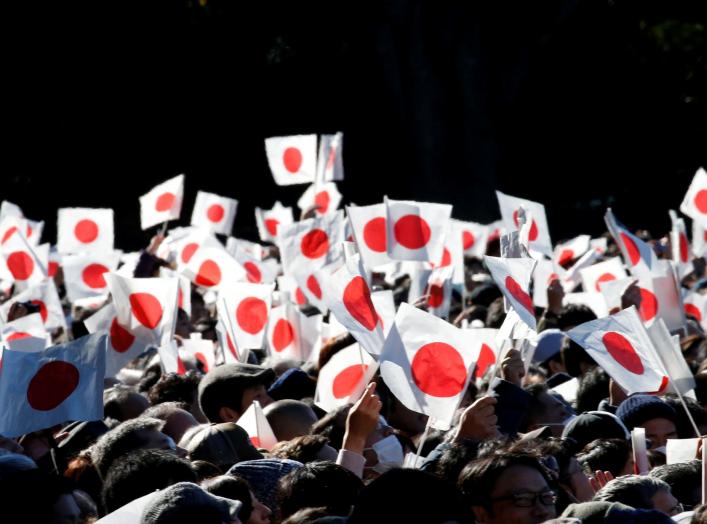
[490,490,557,508]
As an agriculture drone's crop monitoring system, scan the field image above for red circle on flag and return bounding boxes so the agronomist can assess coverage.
[463,230,475,250]
[30,300,48,323]
[7,251,34,281]
[195,352,209,373]
[74,219,99,243]
[411,342,468,397]
[110,317,135,352]
[595,272,617,292]
[283,147,303,173]
[363,217,387,253]
[300,229,329,259]
[547,273,560,286]
[557,249,574,266]
[679,233,689,263]
[694,190,707,214]
[82,263,109,289]
[474,343,496,379]
[343,276,377,331]
[27,361,80,411]
[178,288,184,309]
[226,333,238,359]
[155,192,175,212]
[207,204,225,223]
[512,210,539,241]
[295,287,307,305]
[638,287,658,322]
[236,297,268,334]
[326,147,336,170]
[619,233,640,266]
[195,259,221,287]
[307,275,322,300]
[181,243,199,264]
[393,215,431,250]
[48,261,59,277]
[1,226,17,244]
[7,331,31,341]
[129,292,164,329]
[438,248,452,267]
[504,276,534,314]
[265,218,280,236]
[427,283,444,308]
[685,303,702,322]
[244,261,262,284]
[314,191,330,215]
[272,319,295,352]
[333,364,368,399]
[602,331,644,375]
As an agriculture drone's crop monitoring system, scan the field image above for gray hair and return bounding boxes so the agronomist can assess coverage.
[593,474,671,510]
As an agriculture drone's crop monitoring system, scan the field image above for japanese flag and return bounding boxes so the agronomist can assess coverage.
[598,277,637,313]
[425,266,454,319]
[0,332,107,437]
[634,260,685,331]
[561,248,601,292]
[322,257,386,356]
[496,191,552,257]
[297,182,342,217]
[1,229,47,288]
[190,191,238,236]
[554,235,591,267]
[265,134,317,186]
[0,200,23,221]
[680,167,707,227]
[484,256,538,330]
[452,219,489,258]
[57,208,114,255]
[182,246,246,291]
[216,318,246,364]
[683,290,707,329]
[84,304,152,378]
[465,328,500,381]
[693,220,707,258]
[347,204,392,270]
[579,257,628,294]
[47,249,62,279]
[316,344,378,413]
[2,313,48,352]
[278,212,344,277]
[385,198,452,262]
[0,216,36,248]
[646,318,695,396]
[293,266,335,315]
[226,237,264,262]
[532,258,563,308]
[371,290,395,338]
[379,303,479,423]
[165,228,223,269]
[265,303,322,362]
[159,268,191,316]
[139,174,185,230]
[255,201,294,243]
[669,210,691,278]
[62,252,121,303]
[0,280,66,332]
[605,208,658,278]
[234,250,277,285]
[217,283,273,350]
[567,306,667,395]
[106,274,179,346]
[237,401,277,450]
[180,335,216,373]
[435,224,464,286]
[316,132,344,182]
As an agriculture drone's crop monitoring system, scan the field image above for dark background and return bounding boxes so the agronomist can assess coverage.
[3,0,706,251]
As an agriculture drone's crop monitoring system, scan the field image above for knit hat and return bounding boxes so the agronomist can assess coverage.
[140,482,241,523]
[179,422,263,470]
[562,411,629,453]
[228,458,303,511]
[616,395,677,431]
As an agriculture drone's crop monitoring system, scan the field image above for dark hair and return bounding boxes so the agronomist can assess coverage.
[485,298,506,329]
[663,395,707,438]
[575,366,610,413]
[562,338,596,377]
[310,405,350,450]
[278,461,363,519]
[519,383,550,432]
[281,507,330,524]
[270,435,330,464]
[557,304,597,331]
[103,386,148,422]
[191,460,223,481]
[430,440,481,485]
[649,460,701,508]
[594,475,670,509]
[101,449,197,514]
[577,439,631,479]
[148,372,201,406]
[201,475,253,522]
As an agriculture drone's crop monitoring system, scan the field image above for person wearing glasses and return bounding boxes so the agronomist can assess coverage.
[458,451,557,524]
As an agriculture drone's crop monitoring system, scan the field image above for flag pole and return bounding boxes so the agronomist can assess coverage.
[159,220,169,236]
[413,418,432,469]
[674,385,701,438]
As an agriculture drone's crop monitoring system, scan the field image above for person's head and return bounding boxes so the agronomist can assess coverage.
[520,384,572,436]
[142,402,199,443]
[266,368,316,401]
[270,435,337,464]
[140,482,242,524]
[533,329,566,376]
[663,395,707,438]
[102,449,197,514]
[616,395,678,449]
[263,400,318,442]
[556,304,597,331]
[430,440,481,485]
[179,423,263,471]
[228,459,303,512]
[277,461,363,520]
[149,372,205,422]
[562,411,629,454]
[202,475,272,524]
[577,439,633,478]
[561,338,597,377]
[594,475,681,516]
[198,364,275,423]
[536,438,594,504]
[458,452,557,524]
[349,468,465,524]
[104,387,150,424]
[574,366,611,414]
[0,452,37,481]
[649,460,701,509]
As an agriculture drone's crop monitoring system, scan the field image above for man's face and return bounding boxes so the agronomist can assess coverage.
[643,417,678,449]
[474,465,556,524]
[240,384,273,414]
[651,488,682,516]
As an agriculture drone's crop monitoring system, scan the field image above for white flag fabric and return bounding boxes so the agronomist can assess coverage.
[561,248,601,292]
[265,303,322,362]
[278,212,344,278]
[216,318,247,365]
[379,303,479,423]
[62,252,121,303]
[162,228,223,269]
[484,256,538,329]
[579,257,627,294]
[316,132,344,182]
[634,260,685,330]
[106,274,179,346]
[217,283,273,350]
[265,134,317,186]
[683,290,707,329]
[0,333,107,437]
[190,191,238,236]
[347,204,392,269]
[669,210,691,278]
[437,224,464,286]
[297,182,342,217]
[0,280,66,332]
[425,266,454,319]
[567,306,667,395]
[554,235,591,267]
[452,219,489,258]
[1,229,47,289]
[316,344,378,413]
[139,174,185,230]
[236,401,278,450]
[1,313,48,352]
[646,319,695,396]
[255,201,294,243]
[693,220,707,258]
[496,191,552,257]
[464,328,500,381]
[182,245,246,291]
[680,167,707,227]
[57,208,114,255]
[605,208,658,278]
[0,200,23,221]
[370,290,395,338]
[385,198,452,262]
[0,216,39,248]
[180,336,215,373]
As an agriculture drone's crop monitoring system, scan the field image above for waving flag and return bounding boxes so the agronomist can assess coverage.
[278,211,344,278]
[453,219,489,258]
[484,256,538,330]
[554,235,591,267]
[1,229,48,288]
[316,343,377,413]
[680,167,707,227]
[297,182,342,217]
[182,245,246,291]
[237,401,277,450]
[316,132,344,182]
[347,204,392,269]
[255,201,294,243]
[579,257,627,294]
[265,134,317,186]
[604,208,658,278]
[0,280,66,332]
[2,313,48,352]
[425,266,454,319]
[139,174,185,230]
[496,191,552,257]
[683,290,707,329]
[191,191,238,236]
[669,210,691,278]
[265,303,322,362]
[180,335,215,373]
[217,283,273,351]
[62,252,121,303]
[57,208,114,255]
[385,198,452,262]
